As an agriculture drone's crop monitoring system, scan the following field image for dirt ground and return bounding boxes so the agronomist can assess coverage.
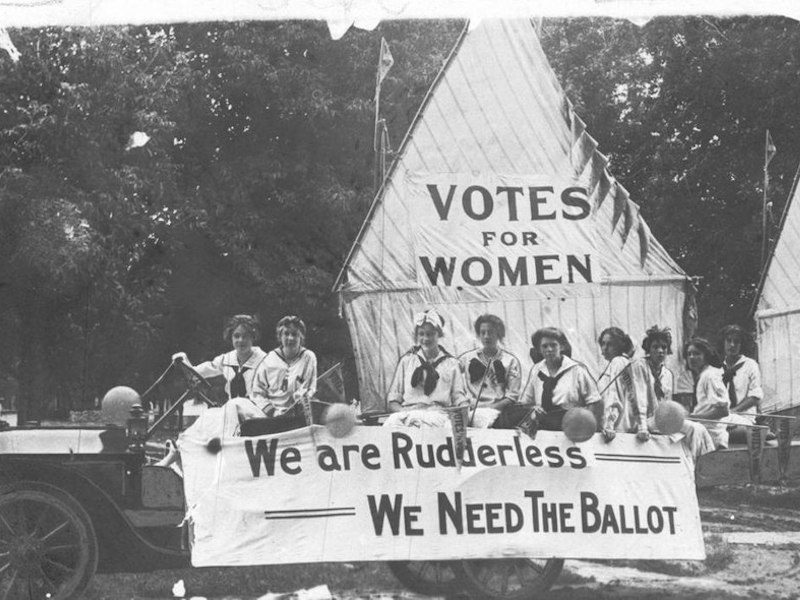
[87,485,800,600]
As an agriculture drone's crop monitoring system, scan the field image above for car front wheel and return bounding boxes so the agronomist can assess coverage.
[0,481,98,600]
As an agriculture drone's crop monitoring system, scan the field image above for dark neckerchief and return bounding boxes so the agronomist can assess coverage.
[467,349,506,387]
[411,348,450,396]
[722,358,744,408]
[537,364,570,413]
[648,359,665,400]
[229,365,249,399]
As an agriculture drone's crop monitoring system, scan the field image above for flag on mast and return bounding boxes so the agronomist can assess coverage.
[374,37,394,183]
[376,37,394,89]
[762,129,778,266]
[766,129,777,167]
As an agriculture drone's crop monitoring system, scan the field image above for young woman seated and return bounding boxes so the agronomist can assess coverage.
[458,314,526,429]
[383,308,468,428]
[685,337,731,449]
[597,326,648,441]
[520,327,602,432]
[635,326,714,460]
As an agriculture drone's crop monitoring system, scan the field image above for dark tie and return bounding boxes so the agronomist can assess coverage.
[538,370,568,412]
[411,355,448,396]
[229,366,249,399]
[722,363,743,408]
[650,363,664,400]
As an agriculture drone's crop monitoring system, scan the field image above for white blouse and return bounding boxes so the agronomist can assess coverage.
[197,347,268,399]
[599,356,649,434]
[520,356,601,409]
[694,365,730,440]
[722,355,763,415]
[458,348,522,407]
[252,347,317,415]
[387,348,468,409]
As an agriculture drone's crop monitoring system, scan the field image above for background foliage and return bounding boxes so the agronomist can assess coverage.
[0,18,797,419]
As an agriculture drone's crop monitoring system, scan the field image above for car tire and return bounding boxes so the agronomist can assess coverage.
[455,557,564,599]
[0,480,99,600]
[387,560,462,596]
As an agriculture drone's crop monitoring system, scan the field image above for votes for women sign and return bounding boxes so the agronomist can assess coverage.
[406,173,600,289]
[180,425,705,566]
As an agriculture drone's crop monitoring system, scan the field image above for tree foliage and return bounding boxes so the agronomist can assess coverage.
[0,18,798,417]
[541,17,800,336]
[0,21,462,418]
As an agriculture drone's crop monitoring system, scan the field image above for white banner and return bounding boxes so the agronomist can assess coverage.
[181,425,705,566]
[407,174,600,288]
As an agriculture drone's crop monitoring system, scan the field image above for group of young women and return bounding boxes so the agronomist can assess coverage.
[383,308,764,460]
[182,309,762,462]
[189,314,319,437]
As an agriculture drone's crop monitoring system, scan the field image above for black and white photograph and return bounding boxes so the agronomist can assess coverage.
[1,2,800,598]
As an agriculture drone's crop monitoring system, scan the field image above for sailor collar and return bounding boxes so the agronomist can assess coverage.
[413,345,451,364]
[275,347,307,365]
[470,347,504,364]
[724,355,747,369]
[220,347,266,369]
[539,355,578,378]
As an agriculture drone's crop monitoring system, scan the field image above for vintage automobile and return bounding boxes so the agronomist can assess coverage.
[4,354,797,600]
[0,359,565,600]
[0,360,201,600]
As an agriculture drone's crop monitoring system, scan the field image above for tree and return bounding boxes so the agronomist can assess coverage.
[541,16,800,336]
[0,21,462,417]
[0,27,196,420]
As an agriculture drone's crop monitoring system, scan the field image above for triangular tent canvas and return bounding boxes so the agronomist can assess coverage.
[335,19,696,412]
[755,166,800,412]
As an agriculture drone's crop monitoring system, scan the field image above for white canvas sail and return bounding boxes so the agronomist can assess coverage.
[335,19,696,412]
[755,167,800,412]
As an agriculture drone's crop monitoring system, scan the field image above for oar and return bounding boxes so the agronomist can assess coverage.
[687,416,769,429]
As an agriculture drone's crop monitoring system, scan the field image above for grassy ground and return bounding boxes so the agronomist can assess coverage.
[87,563,400,599]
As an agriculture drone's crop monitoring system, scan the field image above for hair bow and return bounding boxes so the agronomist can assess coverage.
[414,308,445,329]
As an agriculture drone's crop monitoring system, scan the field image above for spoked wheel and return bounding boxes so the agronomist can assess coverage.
[387,560,461,596]
[0,482,98,600]
[456,558,564,599]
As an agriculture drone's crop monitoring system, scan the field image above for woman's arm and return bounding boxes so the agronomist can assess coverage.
[451,362,469,408]
[628,360,652,439]
[300,351,318,398]
[519,369,536,406]
[576,366,604,431]
[489,356,521,411]
[693,371,729,420]
[693,403,729,420]
[386,357,407,412]
[732,362,763,413]
[251,361,269,400]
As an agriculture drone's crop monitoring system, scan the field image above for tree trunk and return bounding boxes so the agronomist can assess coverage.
[17,295,48,425]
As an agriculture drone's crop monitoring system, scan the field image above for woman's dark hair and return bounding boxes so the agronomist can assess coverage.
[473,314,505,340]
[530,327,572,363]
[718,324,753,355]
[684,337,722,369]
[642,325,673,354]
[598,327,635,358]
[276,315,306,343]
[223,314,260,344]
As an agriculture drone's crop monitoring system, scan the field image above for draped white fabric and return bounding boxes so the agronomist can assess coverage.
[757,169,800,411]
[336,20,695,411]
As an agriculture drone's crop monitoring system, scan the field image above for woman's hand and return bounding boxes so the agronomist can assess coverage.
[601,428,616,442]
[636,430,651,442]
[490,398,513,412]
